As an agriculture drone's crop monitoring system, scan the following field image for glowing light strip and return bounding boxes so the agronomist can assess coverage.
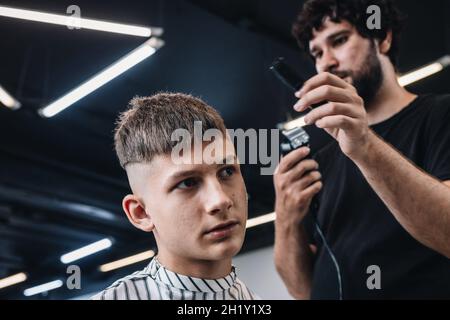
[398,63,444,87]
[246,212,276,229]
[99,250,155,272]
[38,38,164,118]
[23,280,63,296]
[0,85,21,110]
[0,273,27,290]
[0,6,162,37]
[281,117,306,131]
[60,238,112,264]
[399,55,450,87]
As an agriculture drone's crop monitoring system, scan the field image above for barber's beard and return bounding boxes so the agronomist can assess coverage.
[331,42,383,108]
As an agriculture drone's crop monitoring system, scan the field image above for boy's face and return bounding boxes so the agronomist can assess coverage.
[123,136,248,264]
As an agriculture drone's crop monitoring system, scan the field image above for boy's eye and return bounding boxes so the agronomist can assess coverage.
[219,166,235,179]
[176,178,198,190]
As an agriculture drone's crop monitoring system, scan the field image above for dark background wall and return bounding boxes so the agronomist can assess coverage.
[0,0,448,299]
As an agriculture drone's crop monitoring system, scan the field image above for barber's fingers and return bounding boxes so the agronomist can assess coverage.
[276,147,311,174]
[298,170,322,190]
[286,162,321,185]
[294,85,351,112]
[287,170,322,193]
[301,180,323,199]
[296,72,352,98]
[304,102,359,126]
[316,115,359,130]
[287,179,323,203]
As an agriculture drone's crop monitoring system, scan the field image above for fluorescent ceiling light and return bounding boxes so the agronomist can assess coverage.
[60,238,112,264]
[0,85,21,110]
[0,6,162,37]
[246,212,276,229]
[38,38,164,118]
[280,116,306,131]
[0,272,27,290]
[398,55,450,87]
[23,280,63,297]
[99,250,155,272]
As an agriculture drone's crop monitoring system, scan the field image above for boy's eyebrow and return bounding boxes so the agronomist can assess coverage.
[222,155,237,164]
[167,155,237,181]
[168,169,201,180]
[310,29,351,54]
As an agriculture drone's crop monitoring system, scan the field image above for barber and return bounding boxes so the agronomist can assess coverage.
[274,0,450,299]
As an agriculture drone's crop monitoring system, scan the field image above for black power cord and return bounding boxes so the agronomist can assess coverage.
[310,210,343,300]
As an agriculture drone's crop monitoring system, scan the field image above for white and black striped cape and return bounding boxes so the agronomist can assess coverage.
[91,258,259,300]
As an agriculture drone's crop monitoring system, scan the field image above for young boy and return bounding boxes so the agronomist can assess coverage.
[92,92,258,300]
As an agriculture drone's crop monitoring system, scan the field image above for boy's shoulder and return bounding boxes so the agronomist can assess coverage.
[90,258,260,300]
[234,277,261,300]
[90,268,152,300]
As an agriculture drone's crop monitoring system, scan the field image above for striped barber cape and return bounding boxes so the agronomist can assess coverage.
[91,258,259,300]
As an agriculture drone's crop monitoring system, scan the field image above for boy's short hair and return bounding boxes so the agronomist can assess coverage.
[114,92,227,169]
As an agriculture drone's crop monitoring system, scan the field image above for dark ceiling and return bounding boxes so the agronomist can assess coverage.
[0,0,449,299]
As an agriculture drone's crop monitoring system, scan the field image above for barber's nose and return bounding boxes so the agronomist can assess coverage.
[204,180,233,215]
[319,50,339,73]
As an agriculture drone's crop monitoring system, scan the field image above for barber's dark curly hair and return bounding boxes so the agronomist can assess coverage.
[292,0,406,66]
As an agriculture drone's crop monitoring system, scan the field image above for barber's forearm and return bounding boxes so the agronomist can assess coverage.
[274,222,314,299]
[351,130,450,258]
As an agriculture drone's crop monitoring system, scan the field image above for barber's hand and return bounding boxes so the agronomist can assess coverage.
[274,147,322,226]
[294,72,371,161]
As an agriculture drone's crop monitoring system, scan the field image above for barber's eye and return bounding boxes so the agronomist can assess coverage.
[219,166,235,179]
[176,178,198,189]
[315,52,323,60]
[333,36,348,47]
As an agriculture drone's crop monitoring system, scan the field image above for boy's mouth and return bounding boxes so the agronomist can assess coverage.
[204,220,239,239]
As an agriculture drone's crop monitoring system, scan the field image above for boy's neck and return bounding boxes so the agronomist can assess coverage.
[156,252,233,280]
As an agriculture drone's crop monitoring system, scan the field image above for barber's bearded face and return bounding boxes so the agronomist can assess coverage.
[310,19,384,107]
[330,41,383,107]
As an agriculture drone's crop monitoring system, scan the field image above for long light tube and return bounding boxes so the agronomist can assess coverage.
[60,238,112,264]
[38,38,164,118]
[23,280,63,297]
[0,273,27,290]
[0,6,162,37]
[99,250,155,272]
[0,85,21,110]
[398,55,450,86]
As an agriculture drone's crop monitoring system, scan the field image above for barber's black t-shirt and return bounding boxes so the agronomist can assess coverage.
[308,94,450,299]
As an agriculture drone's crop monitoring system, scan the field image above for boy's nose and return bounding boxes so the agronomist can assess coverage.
[204,181,233,215]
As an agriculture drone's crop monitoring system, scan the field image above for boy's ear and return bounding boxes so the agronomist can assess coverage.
[122,194,154,232]
[379,30,393,55]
